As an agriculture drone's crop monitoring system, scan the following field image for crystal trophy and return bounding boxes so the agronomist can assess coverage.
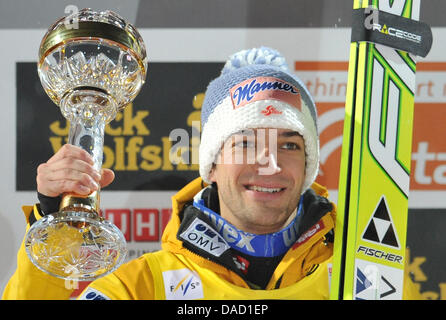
[25,8,148,280]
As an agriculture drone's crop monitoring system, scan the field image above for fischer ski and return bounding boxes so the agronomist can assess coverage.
[330,0,432,300]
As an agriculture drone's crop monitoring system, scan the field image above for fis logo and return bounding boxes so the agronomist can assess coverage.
[163,268,204,300]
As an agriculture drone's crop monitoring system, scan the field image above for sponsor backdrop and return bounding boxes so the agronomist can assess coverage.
[0,0,445,299]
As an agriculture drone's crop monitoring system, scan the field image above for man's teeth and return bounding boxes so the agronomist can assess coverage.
[248,186,283,193]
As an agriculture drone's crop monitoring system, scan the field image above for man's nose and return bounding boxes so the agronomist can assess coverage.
[256,146,282,175]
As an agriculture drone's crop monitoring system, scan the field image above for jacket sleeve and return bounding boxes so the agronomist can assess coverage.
[77,255,157,300]
[1,205,74,300]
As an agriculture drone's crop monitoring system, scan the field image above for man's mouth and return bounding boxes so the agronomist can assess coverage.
[245,185,285,193]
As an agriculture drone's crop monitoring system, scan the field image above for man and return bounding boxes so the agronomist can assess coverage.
[2,47,421,299]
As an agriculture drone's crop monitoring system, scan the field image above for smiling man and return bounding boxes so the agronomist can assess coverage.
[210,128,306,235]
[3,47,421,300]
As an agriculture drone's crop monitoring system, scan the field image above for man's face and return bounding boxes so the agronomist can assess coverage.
[209,128,306,235]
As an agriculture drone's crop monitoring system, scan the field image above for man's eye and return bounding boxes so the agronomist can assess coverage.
[281,142,301,150]
[234,140,255,148]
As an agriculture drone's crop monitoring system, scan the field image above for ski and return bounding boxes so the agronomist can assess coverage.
[330,0,431,300]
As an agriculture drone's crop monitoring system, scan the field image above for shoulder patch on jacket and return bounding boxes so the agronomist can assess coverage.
[292,220,325,250]
[162,268,204,300]
[179,217,230,257]
[78,287,111,300]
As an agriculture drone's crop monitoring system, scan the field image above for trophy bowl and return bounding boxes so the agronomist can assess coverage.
[25,8,148,281]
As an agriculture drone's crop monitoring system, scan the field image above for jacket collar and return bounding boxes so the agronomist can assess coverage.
[161,177,336,288]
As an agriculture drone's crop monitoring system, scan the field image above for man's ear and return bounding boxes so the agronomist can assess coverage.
[208,164,217,183]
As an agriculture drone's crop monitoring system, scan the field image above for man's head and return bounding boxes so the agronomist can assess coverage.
[199,47,319,233]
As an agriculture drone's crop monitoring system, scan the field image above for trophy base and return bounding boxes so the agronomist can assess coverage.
[25,211,127,281]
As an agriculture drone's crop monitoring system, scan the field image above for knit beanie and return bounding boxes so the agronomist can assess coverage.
[199,47,319,193]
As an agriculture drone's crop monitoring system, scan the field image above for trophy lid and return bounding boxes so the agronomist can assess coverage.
[38,8,147,75]
[38,8,148,113]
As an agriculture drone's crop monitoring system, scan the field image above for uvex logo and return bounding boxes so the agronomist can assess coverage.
[261,105,282,116]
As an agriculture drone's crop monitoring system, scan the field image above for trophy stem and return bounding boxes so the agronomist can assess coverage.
[59,104,108,214]
[58,87,118,215]
[67,112,106,172]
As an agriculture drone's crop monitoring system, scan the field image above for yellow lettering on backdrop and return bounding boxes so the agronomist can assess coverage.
[47,95,204,172]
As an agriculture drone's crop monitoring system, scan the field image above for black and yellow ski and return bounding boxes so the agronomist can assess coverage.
[330,0,432,300]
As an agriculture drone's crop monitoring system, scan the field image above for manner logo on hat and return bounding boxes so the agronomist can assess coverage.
[230,76,301,110]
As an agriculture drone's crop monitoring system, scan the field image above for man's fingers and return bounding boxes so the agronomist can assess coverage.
[50,179,95,196]
[47,144,95,166]
[37,159,101,197]
[99,169,115,189]
[38,175,99,197]
[44,158,101,182]
[37,144,115,197]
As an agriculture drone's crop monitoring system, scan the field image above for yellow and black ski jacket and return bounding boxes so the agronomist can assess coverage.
[2,178,421,300]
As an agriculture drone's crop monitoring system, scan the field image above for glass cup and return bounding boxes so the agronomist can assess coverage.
[25,8,148,281]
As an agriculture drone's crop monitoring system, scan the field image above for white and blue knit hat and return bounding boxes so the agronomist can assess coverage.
[199,47,319,193]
